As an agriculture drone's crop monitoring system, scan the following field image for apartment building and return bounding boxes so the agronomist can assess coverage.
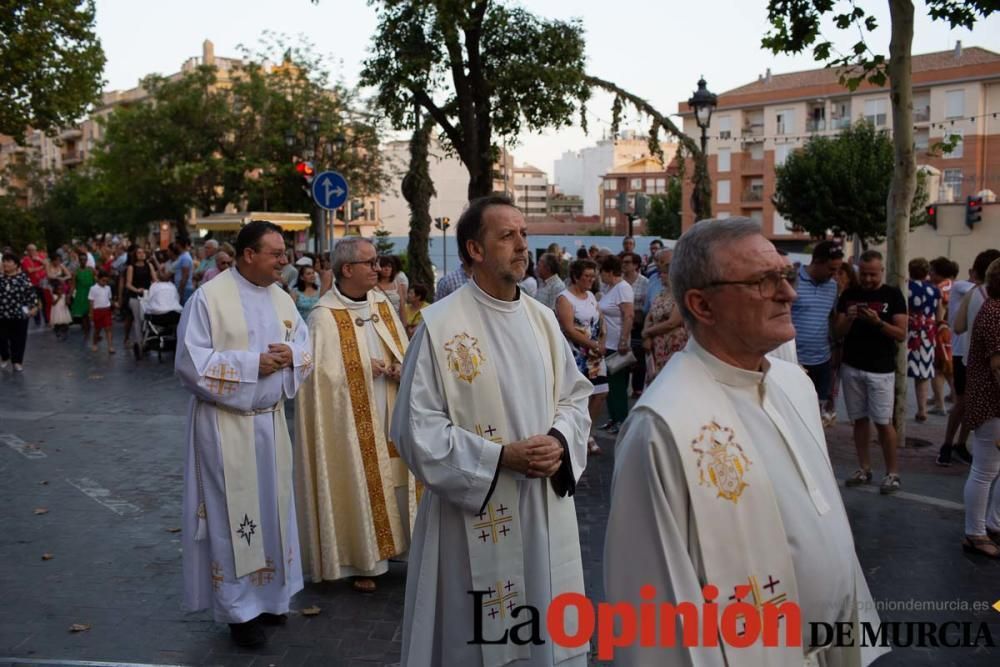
[677,43,1000,243]
[512,164,548,218]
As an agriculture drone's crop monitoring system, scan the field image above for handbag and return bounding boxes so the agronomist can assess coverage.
[605,349,637,375]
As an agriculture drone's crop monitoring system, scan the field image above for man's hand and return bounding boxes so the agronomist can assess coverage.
[384,362,402,381]
[858,306,881,325]
[370,358,386,379]
[501,435,564,478]
[268,343,293,368]
[258,352,283,376]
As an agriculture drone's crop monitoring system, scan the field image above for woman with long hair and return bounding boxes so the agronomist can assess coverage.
[291,265,321,321]
[376,255,406,317]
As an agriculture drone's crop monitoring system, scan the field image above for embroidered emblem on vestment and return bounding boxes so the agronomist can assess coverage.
[444,332,484,383]
[691,421,751,503]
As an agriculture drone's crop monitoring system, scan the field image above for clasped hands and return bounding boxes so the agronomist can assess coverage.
[259,343,293,376]
[371,358,402,381]
[501,435,563,479]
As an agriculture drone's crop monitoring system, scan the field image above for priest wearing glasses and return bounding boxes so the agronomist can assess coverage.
[294,237,414,594]
[606,218,887,667]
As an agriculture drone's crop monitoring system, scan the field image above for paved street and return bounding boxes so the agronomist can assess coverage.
[1,324,998,667]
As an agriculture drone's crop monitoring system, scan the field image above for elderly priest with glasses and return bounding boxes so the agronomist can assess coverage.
[605,218,887,667]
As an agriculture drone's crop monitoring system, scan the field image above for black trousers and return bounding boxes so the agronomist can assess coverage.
[0,318,29,364]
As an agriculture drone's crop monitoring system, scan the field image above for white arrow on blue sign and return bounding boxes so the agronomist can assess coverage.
[311,170,349,211]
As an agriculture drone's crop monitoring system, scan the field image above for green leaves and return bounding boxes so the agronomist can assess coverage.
[773,121,929,243]
[0,0,106,137]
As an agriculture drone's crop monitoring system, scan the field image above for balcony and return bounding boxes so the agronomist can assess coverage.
[741,188,764,205]
[62,150,83,165]
[741,159,764,174]
[806,119,827,132]
[913,107,930,123]
[741,123,764,138]
[831,117,852,130]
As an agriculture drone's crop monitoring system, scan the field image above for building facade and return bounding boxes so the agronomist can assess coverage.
[599,156,680,235]
[677,43,1000,244]
[512,164,548,218]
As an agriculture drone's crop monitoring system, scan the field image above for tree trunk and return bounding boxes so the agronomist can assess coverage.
[467,150,495,199]
[403,115,437,298]
[887,0,916,440]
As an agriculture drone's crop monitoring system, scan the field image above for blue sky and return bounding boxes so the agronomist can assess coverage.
[94,0,1000,177]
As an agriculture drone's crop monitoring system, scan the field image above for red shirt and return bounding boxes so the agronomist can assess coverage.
[965,295,1000,431]
[20,255,46,287]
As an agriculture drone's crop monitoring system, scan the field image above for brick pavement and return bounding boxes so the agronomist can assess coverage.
[0,325,998,666]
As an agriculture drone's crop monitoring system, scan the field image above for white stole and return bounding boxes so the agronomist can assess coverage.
[421,284,586,667]
[649,343,866,667]
[201,269,297,580]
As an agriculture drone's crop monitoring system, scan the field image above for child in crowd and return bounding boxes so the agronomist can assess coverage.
[49,278,72,340]
[88,272,115,353]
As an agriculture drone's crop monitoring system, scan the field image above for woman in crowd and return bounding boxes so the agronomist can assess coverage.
[641,254,687,385]
[825,262,860,418]
[1,252,39,372]
[929,256,959,413]
[907,257,943,422]
[45,253,72,325]
[49,278,72,340]
[403,283,430,338]
[291,265,321,321]
[124,247,154,357]
[377,255,406,317]
[621,251,649,397]
[519,254,538,297]
[597,254,634,435]
[555,259,606,455]
[960,258,1000,558]
[70,250,96,338]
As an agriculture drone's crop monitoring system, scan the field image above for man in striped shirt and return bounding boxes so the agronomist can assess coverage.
[791,241,844,424]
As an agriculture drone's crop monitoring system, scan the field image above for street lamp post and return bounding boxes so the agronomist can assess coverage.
[687,76,718,222]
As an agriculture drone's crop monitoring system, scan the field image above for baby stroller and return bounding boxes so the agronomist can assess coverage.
[140,302,181,362]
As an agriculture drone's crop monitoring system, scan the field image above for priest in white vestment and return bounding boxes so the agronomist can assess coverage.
[391,196,594,667]
[294,237,413,592]
[176,222,313,648]
[606,218,888,667]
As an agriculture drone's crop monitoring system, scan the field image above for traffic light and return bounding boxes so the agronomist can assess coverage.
[616,191,629,214]
[634,193,649,217]
[350,200,365,220]
[295,160,315,194]
[434,217,451,231]
[966,195,983,229]
[926,205,937,229]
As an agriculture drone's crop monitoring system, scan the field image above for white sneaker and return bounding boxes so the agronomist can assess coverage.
[0,360,9,371]
[12,363,23,372]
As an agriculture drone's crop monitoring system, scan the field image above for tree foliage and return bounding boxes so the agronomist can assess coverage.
[402,116,437,295]
[0,0,106,137]
[361,0,589,198]
[644,177,683,239]
[35,36,385,245]
[773,121,928,244]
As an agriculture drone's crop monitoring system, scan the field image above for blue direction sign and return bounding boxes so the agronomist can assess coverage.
[311,170,349,211]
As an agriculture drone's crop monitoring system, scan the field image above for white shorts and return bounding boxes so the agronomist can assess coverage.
[840,364,895,425]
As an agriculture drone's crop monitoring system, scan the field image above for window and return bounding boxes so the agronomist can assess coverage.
[863,99,887,127]
[717,180,730,204]
[645,178,667,194]
[775,144,793,166]
[716,212,731,220]
[605,216,617,227]
[717,115,732,140]
[945,90,964,119]
[776,109,795,135]
[603,179,616,191]
[718,148,731,172]
[773,212,791,236]
[944,129,964,159]
[749,210,764,224]
[605,197,617,209]
[630,178,643,190]
[942,169,963,201]
[750,143,764,160]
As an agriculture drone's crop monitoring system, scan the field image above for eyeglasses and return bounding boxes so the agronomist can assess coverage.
[347,259,379,269]
[706,267,798,299]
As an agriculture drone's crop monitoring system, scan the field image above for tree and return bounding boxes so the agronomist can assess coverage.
[373,228,395,255]
[361,0,589,199]
[402,116,437,295]
[644,178,683,239]
[773,121,928,245]
[0,0,106,137]
[762,0,994,434]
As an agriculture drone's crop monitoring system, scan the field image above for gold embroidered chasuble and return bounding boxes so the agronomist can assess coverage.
[294,285,414,582]
[420,283,587,667]
[200,269,299,579]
